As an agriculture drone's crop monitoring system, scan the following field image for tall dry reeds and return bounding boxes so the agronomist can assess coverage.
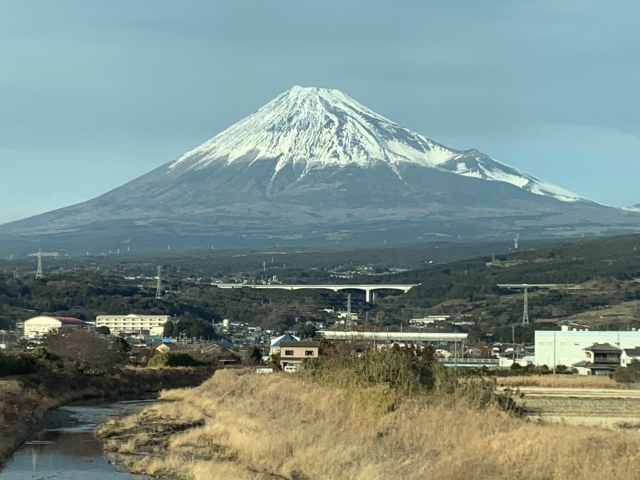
[101,368,640,480]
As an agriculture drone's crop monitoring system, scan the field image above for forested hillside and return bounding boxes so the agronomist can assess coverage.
[371,234,640,334]
[0,235,638,338]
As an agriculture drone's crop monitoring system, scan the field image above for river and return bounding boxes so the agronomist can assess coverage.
[0,402,151,480]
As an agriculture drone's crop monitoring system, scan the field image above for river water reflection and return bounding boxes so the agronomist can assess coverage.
[0,403,150,480]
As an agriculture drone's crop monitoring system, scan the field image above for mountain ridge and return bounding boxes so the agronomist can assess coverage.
[0,85,638,254]
[163,86,582,203]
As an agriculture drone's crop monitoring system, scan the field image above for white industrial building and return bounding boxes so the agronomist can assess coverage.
[23,316,88,338]
[318,331,467,343]
[534,330,640,367]
[95,314,170,336]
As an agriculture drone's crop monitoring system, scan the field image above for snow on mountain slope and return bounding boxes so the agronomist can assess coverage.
[437,150,581,202]
[168,86,582,203]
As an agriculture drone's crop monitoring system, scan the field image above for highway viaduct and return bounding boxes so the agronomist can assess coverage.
[214,283,420,302]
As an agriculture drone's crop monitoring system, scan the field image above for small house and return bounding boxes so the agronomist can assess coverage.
[621,347,640,367]
[573,343,622,376]
[279,341,320,369]
[269,333,299,356]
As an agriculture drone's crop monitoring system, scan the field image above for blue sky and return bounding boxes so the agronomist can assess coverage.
[1,0,638,224]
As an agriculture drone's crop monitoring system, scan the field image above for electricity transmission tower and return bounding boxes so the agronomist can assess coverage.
[29,249,58,279]
[346,294,353,330]
[156,266,163,299]
[497,283,556,325]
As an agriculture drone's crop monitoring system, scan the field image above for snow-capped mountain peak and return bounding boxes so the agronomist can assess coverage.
[168,85,582,202]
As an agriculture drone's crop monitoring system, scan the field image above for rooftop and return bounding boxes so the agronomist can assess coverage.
[584,343,622,353]
[270,333,299,347]
[572,361,618,369]
[279,341,320,348]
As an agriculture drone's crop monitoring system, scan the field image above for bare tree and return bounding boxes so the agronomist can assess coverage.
[48,330,124,371]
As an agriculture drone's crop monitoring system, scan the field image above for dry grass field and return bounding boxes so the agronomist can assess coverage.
[0,378,54,463]
[497,375,623,389]
[98,369,640,480]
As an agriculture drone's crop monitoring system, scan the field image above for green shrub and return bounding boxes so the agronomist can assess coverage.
[30,347,59,361]
[300,347,498,408]
[96,326,111,335]
[148,352,201,367]
[0,351,39,377]
[613,366,640,383]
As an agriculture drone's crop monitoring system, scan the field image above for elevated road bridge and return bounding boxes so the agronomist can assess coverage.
[214,283,420,302]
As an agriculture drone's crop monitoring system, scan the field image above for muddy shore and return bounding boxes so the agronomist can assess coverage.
[0,367,215,466]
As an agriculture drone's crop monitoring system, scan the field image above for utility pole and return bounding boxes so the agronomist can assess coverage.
[511,325,516,361]
[454,337,458,367]
[553,330,557,375]
[156,266,163,299]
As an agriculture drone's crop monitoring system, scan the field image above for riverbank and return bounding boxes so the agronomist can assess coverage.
[0,366,215,466]
[1,401,154,480]
[96,368,640,480]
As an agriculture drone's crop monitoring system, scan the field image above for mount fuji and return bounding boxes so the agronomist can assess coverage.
[1,86,638,253]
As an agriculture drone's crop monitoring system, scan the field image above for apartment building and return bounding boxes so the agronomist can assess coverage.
[95,314,170,336]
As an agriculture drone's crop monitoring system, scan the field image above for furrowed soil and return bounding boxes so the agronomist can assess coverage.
[497,375,623,389]
[508,386,640,428]
[96,369,640,480]
[0,366,214,465]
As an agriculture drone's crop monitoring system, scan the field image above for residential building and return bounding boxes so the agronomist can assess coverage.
[269,333,299,356]
[573,343,622,376]
[95,314,170,336]
[279,341,320,369]
[410,315,450,325]
[23,316,88,338]
[621,348,640,367]
[534,331,640,367]
[560,323,589,332]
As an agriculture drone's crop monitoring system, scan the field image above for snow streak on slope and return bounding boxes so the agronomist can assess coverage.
[438,150,581,202]
[168,86,583,202]
[170,86,455,173]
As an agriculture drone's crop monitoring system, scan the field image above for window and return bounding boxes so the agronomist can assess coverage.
[305,350,314,356]
[574,342,580,346]
[284,350,294,356]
